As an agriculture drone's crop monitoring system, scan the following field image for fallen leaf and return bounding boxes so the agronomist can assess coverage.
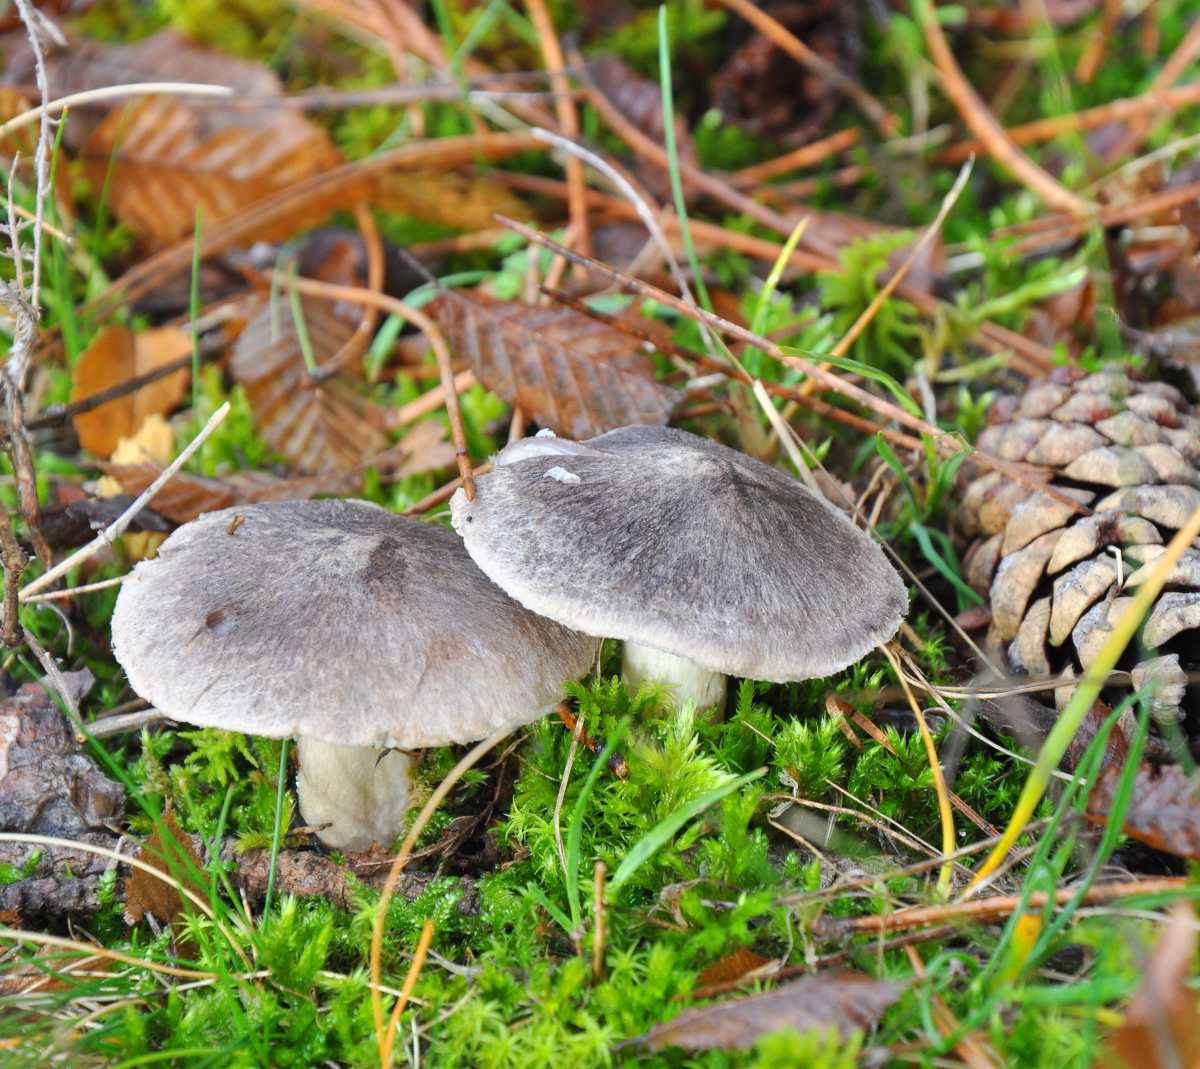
[428,291,680,438]
[101,420,454,522]
[124,806,206,955]
[79,95,343,247]
[1087,761,1200,859]
[1095,903,1200,1068]
[629,971,905,1052]
[230,296,389,473]
[71,325,191,457]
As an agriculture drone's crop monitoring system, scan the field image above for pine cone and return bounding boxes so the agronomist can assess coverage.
[958,368,1200,722]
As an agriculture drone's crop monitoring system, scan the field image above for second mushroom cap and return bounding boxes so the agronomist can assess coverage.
[451,425,907,682]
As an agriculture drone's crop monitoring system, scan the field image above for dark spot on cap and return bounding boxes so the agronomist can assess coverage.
[361,536,407,608]
[204,609,234,637]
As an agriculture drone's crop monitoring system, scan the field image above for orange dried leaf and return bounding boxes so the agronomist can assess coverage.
[71,325,190,458]
[79,96,345,247]
[632,971,904,1053]
[230,297,388,474]
[428,292,681,439]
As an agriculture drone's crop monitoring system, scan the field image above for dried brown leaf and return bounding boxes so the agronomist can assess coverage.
[124,807,206,954]
[71,325,191,458]
[1087,761,1200,859]
[79,96,344,248]
[1095,903,1200,1069]
[631,971,905,1053]
[230,297,388,474]
[373,169,529,231]
[428,291,680,438]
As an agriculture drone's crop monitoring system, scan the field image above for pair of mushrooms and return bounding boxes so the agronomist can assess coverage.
[112,426,906,850]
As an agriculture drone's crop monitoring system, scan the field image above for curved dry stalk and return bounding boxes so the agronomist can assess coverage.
[0,927,215,981]
[880,643,955,897]
[0,81,233,141]
[0,831,251,966]
[369,729,511,1064]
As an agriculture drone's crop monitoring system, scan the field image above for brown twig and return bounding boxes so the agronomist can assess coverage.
[732,128,861,185]
[914,0,1092,217]
[712,0,897,135]
[307,203,383,384]
[403,463,491,517]
[526,0,590,262]
[25,353,196,431]
[1104,17,1200,158]
[0,498,27,647]
[1074,0,1122,84]
[822,878,1188,936]
[938,82,1200,165]
[592,861,607,980]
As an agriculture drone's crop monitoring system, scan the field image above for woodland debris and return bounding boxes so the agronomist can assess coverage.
[229,296,389,473]
[71,325,191,458]
[428,291,680,438]
[623,971,904,1052]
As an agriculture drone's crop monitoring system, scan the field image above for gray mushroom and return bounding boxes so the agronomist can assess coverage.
[450,426,907,713]
[111,499,598,850]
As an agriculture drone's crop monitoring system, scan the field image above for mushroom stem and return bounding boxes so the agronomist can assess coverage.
[621,641,727,718]
[295,739,414,852]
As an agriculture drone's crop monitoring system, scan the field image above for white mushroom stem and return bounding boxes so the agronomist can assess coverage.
[621,641,727,717]
[295,739,414,852]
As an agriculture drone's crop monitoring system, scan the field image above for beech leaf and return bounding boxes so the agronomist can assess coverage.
[80,95,344,247]
[428,291,680,438]
[71,325,191,458]
[230,297,389,474]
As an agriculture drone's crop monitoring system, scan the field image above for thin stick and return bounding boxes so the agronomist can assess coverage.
[0,81,233,140]
[20,401,230,599]
[380,919,435,1067]
[386,370,476,430]
[732,128,861,184]
[828,878,1188,936]
[0,927,215,981]
[26,353,195,430]
[937,81,1200,165]
[913,0,1092,217]
[881,643,955,897]
[525,0,590,261]
[23,575,124,602]
[553,711,585,883]
[370,730,510,1063]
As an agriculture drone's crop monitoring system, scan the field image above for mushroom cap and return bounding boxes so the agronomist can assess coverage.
[450,425,907,682]
[111,499,598,748]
